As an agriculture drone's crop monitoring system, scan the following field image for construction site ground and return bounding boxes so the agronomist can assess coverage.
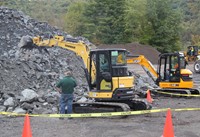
[1,7,199,137]
[0,63,200,137]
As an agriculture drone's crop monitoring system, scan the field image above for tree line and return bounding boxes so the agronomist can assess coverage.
[1,0,200,53]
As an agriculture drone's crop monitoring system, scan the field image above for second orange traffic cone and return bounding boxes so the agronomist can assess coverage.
[22,114,32,137]
[162,108,175,137]
[146,90,153,103]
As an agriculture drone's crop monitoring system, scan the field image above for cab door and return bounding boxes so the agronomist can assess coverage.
[157,53,180,83]
[89,51,112,91]
[169,55,181,82]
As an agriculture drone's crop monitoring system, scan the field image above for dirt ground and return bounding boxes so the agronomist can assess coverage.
[0,63,200,137]
[1,7,199,137]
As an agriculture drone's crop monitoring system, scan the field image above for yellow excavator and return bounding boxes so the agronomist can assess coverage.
[127,53,200,95]
[19,35,151,113]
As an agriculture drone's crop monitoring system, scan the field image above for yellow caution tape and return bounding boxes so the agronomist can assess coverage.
[0,107,200,118]
[152,90,200,97]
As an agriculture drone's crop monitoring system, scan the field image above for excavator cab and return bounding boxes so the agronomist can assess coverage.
[157,52,193,89]
[88,49,135,101]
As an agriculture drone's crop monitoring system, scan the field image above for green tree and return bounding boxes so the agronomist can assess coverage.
[147,0,182,53]
[180,0,200,45]
[63,1,87,36]
[82,0,129,44]
[0,1,5,6]
[124,0,153,44]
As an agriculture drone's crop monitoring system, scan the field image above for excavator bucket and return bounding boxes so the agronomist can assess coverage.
[18,35,49,54]
[18,35,35,49]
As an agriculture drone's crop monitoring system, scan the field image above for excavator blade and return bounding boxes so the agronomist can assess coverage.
[18,35,34,49]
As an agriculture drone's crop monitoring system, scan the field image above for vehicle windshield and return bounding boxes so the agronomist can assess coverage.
[171,56,179,69]
[171,55,186,69]
[111,51,126,66]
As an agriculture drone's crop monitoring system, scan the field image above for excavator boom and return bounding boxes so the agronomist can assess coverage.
[127,55,158,82]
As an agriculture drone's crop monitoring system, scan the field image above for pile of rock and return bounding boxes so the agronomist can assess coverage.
[0,7,88,114]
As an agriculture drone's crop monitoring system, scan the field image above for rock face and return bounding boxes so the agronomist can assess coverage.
[0,7,89,114]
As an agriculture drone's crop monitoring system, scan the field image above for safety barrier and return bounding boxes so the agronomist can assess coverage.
[1,107,200,118]
[151,90,200,97]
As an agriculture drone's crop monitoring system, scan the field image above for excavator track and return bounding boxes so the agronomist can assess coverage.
[121,98,152,111]
[73,102,131,114]
[151,88,200,97]
[72,99,151,117]
[131,98,152,110]
[189,88,200,95]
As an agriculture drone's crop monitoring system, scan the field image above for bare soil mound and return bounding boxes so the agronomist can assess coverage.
[98,43,160,64]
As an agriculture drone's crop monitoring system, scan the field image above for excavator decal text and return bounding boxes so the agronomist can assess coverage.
[65,45,76,49]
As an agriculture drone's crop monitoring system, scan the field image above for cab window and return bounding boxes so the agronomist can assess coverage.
[111,51,126,66]
[100,54,109,72]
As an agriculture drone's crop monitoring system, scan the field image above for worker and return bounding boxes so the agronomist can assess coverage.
[172,57,179,69]
[117,53,124,64]
[190,46,194,56]
[174,63,179,69]
[56,71,77,119]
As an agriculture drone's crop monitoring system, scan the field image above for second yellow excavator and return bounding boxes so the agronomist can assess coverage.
[127,52,200,95]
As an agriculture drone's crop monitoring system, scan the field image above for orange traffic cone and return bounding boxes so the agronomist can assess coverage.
[22,114,32,137]
[162,108,174,137]
[146,90,153,103]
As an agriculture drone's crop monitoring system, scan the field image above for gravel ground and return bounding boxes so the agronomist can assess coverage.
[1,7,199,137]
[0,64,200,137]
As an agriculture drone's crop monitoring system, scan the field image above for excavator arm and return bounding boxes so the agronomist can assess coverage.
[20,35,96,84]
[27,35,90,68]
[126,55,158,82]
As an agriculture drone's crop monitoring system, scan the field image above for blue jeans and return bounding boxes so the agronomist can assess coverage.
[59,93,73,114]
